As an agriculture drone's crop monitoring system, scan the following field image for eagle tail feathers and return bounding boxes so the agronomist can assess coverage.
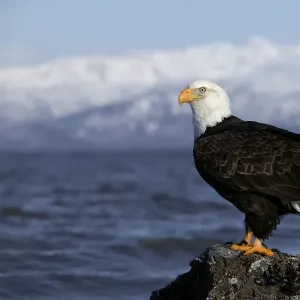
[291,201,300,213]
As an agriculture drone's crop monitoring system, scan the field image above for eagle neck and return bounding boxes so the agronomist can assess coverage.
[192,113,232,140]
[195,115,242,140]
[190,99,232,140]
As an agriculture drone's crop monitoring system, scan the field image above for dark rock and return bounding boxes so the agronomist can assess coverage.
[150,244,300,300]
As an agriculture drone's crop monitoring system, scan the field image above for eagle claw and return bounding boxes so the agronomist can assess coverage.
[242,239,274,257]
[224,242,233,246]
[271,248,281,254]
[231,243,252,252]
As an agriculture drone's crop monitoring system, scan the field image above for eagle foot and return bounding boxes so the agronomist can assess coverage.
[231,242,252,252]
[231,231,253,252]
[243,239,274,257]
[271,248,281,254]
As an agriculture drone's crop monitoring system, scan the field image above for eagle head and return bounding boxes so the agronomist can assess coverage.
[178,80,232,137]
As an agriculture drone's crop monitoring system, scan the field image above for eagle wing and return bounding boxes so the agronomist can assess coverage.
[193,122,300,202]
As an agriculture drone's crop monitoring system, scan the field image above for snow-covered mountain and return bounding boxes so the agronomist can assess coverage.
[1,37,300,150]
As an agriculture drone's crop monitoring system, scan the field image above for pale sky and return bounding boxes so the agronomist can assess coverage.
[2,0,300,67]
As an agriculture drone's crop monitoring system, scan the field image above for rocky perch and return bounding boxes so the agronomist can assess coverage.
[150,244,300,300]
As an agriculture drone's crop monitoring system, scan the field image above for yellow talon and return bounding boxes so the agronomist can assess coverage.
[243,238,274,257]
[231,231,253,252]
[231,244,252,251]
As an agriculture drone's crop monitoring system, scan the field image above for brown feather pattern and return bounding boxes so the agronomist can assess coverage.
[194,119,300,205]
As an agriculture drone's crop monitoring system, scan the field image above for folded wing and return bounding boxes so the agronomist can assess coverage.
[194,122,300,205]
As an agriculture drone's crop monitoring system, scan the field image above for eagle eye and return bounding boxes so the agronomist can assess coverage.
[199,87,206,94]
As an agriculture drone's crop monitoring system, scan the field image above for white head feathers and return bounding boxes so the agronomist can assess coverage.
[178,80,232,139]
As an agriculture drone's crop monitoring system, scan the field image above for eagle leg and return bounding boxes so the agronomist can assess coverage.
[243,238,274,257]
[231,231,252,251]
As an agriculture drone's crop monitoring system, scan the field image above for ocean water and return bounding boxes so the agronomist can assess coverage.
[0,151,300,300]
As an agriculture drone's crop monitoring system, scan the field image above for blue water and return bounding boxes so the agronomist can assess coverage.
[0,151,299,300]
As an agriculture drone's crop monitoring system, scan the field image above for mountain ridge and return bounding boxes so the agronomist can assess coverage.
[1,37,300,150]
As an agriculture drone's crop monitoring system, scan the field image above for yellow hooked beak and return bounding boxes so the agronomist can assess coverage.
[178,88,200,107]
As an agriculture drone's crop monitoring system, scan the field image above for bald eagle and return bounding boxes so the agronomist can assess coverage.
[178,80,300,256]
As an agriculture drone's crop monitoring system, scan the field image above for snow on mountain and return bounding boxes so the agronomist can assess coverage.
[1,37,300,150]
